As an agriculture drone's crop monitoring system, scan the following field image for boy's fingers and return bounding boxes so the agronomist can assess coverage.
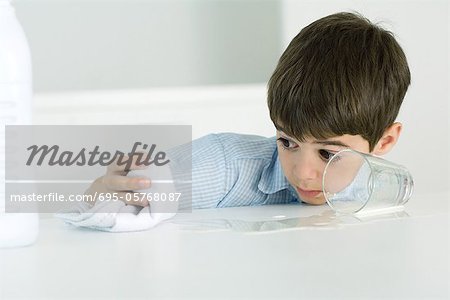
[106,154,148,175]
[102,175,151,191]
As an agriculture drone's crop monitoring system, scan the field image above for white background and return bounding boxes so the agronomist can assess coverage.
[14,0,282,91]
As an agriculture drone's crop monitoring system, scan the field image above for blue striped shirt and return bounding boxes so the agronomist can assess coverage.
[175,133,299,209]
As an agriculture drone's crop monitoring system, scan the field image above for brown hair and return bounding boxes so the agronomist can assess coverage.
[267,12,411,150]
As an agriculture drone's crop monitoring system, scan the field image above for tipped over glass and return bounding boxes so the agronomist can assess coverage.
[322,149,414,216]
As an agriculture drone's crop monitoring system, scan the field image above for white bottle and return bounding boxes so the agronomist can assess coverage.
[0,0,38,248]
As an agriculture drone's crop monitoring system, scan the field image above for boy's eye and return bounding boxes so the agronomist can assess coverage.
[277,137,298,150]
[319,149,335,161]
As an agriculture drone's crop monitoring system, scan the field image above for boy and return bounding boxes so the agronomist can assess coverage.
[86,12,410,209]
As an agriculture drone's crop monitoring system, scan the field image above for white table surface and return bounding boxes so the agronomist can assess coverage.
[1,192,449,300]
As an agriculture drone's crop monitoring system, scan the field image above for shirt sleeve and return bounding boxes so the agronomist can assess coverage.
[190,134,228,208]
[167,134,228,209]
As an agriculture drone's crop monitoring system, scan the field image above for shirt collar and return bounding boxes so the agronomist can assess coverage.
[257,147,291,194]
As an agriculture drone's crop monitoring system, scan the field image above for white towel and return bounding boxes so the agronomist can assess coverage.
[55,168,178,232]
[55,200,175,232]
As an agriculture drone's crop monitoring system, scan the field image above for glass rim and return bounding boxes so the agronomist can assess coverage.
[322,148,375,214]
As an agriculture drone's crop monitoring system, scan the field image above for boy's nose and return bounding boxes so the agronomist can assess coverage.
[293,156,322,182]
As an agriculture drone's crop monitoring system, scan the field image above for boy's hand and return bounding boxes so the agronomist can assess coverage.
[84,155,151,207]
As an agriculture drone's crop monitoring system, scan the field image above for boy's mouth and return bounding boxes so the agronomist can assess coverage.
[296,187,322,198]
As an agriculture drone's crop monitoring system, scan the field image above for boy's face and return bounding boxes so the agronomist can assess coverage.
[276,131,371,205]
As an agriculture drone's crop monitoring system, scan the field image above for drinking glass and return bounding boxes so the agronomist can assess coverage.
[322,149,414,215]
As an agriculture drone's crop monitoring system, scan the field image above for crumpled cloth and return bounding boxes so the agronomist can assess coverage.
[55,168,177,232]
[54,199,176,232]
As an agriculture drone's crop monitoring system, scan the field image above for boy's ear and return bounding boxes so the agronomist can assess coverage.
[372,122,402,155]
